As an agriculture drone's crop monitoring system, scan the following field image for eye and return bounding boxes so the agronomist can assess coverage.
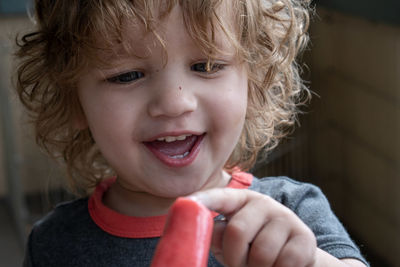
[190,62,225,74]
[107,71,144,84]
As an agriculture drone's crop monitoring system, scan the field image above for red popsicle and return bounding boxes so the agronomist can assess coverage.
[151,197,214,267]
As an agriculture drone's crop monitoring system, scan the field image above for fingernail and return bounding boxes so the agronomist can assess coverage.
[186,192,206,203]
[186,195,199,202]
[213,214,227,222]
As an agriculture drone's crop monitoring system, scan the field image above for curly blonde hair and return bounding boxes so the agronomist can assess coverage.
[15,0,311,194]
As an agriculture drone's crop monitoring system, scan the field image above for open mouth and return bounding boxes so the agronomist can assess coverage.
[144,133,205,167]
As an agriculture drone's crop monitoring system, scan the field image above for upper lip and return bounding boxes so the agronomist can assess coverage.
[143,131,205,142]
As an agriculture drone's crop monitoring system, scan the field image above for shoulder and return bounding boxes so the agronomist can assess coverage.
[250,175,319,191]
[249,176,327,211]
[249,176,336,231]
[31,197,90,235]
[25,198,95,266]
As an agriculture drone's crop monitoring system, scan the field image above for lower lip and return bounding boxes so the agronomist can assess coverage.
[144,134,205,168]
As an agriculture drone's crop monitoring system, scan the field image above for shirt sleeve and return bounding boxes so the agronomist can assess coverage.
[291,182,365,262]
[250,176,369,266]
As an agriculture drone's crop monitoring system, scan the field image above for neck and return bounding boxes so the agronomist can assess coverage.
[103,170,231,217]
[103,180,176,217]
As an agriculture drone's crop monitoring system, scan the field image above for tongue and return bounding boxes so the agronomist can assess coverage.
[149,135,198,156]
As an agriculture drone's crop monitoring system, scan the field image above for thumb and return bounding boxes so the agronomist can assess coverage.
[210,218,227,264]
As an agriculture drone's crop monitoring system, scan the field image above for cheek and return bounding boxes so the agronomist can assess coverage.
[221,75,248,121]
[208,74,248,136]
[78,90,135,143]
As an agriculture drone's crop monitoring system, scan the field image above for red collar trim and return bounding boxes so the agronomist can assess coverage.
[88,170,253,238]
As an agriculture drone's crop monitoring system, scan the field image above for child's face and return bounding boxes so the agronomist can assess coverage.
[77,5,248,198]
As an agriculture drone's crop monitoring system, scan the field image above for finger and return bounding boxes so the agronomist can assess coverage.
[221,198,270,267]
[189,187,264,216]
[274,231,316,267]
[247,218,291,267]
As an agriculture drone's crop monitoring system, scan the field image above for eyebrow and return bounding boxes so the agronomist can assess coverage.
[94,43,153,69]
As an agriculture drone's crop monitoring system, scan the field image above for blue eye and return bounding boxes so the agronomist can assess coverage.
[107,71,144,84]
[191,62,224,73]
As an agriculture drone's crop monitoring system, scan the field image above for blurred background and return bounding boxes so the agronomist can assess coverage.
[0,0,399,266]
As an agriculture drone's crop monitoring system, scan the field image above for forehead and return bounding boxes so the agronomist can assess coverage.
[87,1,239,64]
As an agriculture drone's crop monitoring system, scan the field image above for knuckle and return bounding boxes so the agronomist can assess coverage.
[279,236,316,267]
[299,227,317,250]
[277,210,293,223]
[248,242,276,266]
[302,233,317,262]
[307,231,317,247]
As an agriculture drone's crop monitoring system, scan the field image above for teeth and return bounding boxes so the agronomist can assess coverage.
[166,136,176,142]
[170,151,190,159]
[157,134,192,142]
[176,135,187,141]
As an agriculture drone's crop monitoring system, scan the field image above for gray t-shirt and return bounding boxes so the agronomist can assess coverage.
[23,176,369,266]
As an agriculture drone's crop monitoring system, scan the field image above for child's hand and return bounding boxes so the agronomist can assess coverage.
[189,188,317,267]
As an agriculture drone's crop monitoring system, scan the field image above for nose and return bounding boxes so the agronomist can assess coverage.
[147,78,197,118]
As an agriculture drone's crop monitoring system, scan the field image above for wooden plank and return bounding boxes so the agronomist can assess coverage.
[317,0,400,25]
